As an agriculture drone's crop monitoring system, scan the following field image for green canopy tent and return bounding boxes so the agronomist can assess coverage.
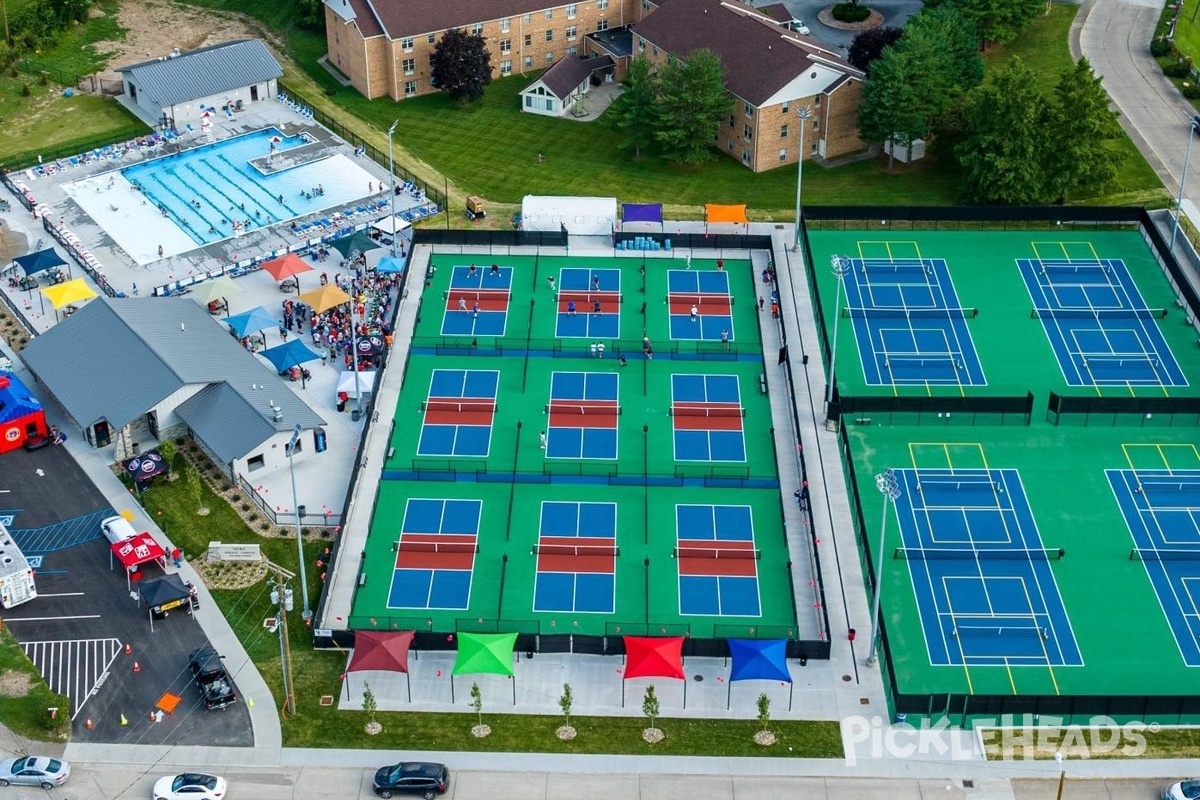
[450,631,517,704]
[330,231,381,261]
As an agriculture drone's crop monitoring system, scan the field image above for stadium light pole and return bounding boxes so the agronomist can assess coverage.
[387,119,399,258]
[792,106,813,252]
[826,255,851,419]
[1170,114,1200,252]
[867,468,900,667]
[1053,752,1066,800]
[286,423,312,623]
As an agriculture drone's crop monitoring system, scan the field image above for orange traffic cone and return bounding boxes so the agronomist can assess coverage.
[132,661,141,673]
[85,718,94,730]
[124,643,132,655]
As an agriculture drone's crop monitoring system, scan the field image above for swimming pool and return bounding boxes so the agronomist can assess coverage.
[120,128,350,246]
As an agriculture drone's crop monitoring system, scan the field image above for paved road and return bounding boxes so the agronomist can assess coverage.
[1076,0,1197,201]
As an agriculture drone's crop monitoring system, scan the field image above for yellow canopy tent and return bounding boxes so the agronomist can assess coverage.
[297,283,351,315]
[40,278,97,320]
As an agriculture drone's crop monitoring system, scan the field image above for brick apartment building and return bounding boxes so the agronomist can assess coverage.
[324,0,866,172]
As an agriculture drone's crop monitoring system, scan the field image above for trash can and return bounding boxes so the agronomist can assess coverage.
[351,409,362,422]
[297,505,306,518]
[894,713,908,725]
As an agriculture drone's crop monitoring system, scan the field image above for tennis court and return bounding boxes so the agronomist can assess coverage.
[808,227,1200,713]
[667,270,734,341]
[352,251,803,642]
[441,264,513,336]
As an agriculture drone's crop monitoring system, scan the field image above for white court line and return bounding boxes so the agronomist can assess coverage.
[36,592,86,598]
[4,615,101,622]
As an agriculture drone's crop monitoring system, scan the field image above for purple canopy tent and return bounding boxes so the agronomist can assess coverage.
[621,203,664,231]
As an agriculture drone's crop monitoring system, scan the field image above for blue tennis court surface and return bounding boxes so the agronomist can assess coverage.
[555,268,621,338]
[675,504,760,616]
[441,264,512,336]
[544,372,619,459]
[1107,468,1200,666]
[845,258,985,386]
[388,498,480,610]
[417,369,499,457]
[671,374,745,462]
[533,501,617,613]
[667,270,734,341]
[892,467,1082,667]
[1018,257,1186,387]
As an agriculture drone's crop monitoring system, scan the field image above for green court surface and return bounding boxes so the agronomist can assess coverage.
[351,252,801,641]
[807,229,1200,714]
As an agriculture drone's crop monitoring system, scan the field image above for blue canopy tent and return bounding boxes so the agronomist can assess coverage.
[727,638,793,710]
[12,248,68,276]
[224,305,277,338]
[259,340,321,388]
[374,256,404,274]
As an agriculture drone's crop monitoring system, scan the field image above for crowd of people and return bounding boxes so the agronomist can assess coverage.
[306,267,400,374]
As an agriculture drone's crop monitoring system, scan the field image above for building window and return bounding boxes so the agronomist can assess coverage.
[598,0,609,8]
[500,38,512,53]
[401,37,414,51]
[642,0,650,9]
[813,118,820,130]
[524,33,532,46]
[405,80,417,96]
[597,18,609,30]
[566,46,577,55]
[651,45,658,56]
[525,55,534,68]
[744,101,754,118]
[780,124,788,138]
[811,140,819,154]
[427,33,436,44]
[814,94,822,106]
[546,29,554,41]
[247,454,265,471]
[525,95,534,108]
[566,25,577,40]
[727,139,734,151]
[546,98,555,111]
[403,58,415,75]
[501,60,513,75]
[524,13,532,23]
[500,17,512,31]
[727,115,734,127]
[743,124,752,140]
[546,51,555,62]
[637,38,645,51]
[568,3,578,16]
[471,23,483,35]
[779,148,788,163]
[782,101,790,114]
[741,148,751,166]
[546,8,554,19]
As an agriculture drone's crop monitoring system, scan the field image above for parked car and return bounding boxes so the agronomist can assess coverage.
[372,762,449,799]
[187,645,237,710]
[1165,781,1200,800]
[787,18,811,34]
[152,773,227,800]
[100,514,138,545]
[0,756,70,788]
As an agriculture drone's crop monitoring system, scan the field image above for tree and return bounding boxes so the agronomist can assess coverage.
[847,27,903,75]
[607,55,660,158]
[925,0,1043,47]
[857,48,928,172]
[430,29,493,103]
[653,50,733,165]
[184,464,207,515]
[955,58,1052,204]
[469,682,483,728]
[1043,58,1124,202]
[901,5,984,105]
[641,684,660,729]
[362,681,380,733]
[296,0,325,29]
[756,692,771,731]
[559,683,574,729]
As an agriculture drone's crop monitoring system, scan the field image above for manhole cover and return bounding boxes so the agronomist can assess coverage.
[694,674,704,682]
[842,674,852,682]
[860,697,870,705]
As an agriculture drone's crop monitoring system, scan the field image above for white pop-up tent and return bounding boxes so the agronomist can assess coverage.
[370,215,412,236]
[521,195,617,236]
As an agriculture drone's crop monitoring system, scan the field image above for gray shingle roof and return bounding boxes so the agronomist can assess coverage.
[533,54,616,100]
[22,298,324,460]
[116,39,282,109]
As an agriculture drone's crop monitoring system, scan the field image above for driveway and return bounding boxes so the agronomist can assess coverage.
[760,0,924,54]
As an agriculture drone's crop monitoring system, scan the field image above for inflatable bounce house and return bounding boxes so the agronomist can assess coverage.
[0,372,48,453]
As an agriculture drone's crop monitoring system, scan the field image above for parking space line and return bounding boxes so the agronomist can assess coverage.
[22,638,122,718]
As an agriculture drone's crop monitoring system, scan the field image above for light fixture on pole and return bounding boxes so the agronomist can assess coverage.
[792,106,813,252]
[826,255,851,419]
[387,119,399,258]
[1054,752,1065,800]
[866,468,901,667]
[1170,114,1200,252]
[286,423,312,622]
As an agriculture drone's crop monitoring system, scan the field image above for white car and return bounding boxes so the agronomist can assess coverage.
[100,514,138,545]
[1165,781,1200,800]
[787,18,811,34]
[153,773,227,800]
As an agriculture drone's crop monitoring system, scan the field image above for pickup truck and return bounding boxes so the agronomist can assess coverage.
[188,645,238,710]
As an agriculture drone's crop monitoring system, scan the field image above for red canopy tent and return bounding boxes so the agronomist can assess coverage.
[111,532,167,590]
[260,253,314,290]
[622,635,687,707]
[345,630,414,702]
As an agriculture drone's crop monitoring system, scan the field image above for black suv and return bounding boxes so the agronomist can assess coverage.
[187,645,237,710]
[371,762,449,799]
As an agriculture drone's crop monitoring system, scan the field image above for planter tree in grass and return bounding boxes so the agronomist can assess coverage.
[641,684,662,744]
[183,464,207,515]
[469,682,490,737]
[363,681,381,735]
[755,692,777,746]
[557,683,576,740]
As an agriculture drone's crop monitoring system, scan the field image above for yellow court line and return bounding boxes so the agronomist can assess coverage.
[1058,241,1071,259]
[912,240,925,264]
[885,241,894,261]
[1121,443,1139,472]
[962,662,974,694]
[1047,663,1060,695]
[1086,240,1101,263]
[1005,659,1016,694]
[1031,242,1045,262]
[856,241,866,261]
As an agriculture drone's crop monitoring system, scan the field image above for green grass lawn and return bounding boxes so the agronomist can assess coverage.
[1169,0,1200,65]
[0,628,70,742]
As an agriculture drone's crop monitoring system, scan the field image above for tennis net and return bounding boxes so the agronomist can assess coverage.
[673,546,761,560]
[1037,261,1110,276]
[532,543,620,557]
[860,259,931,274]
[668,293,735,306]
[559,291,623,305]
[917,477,1000,493]
[1136,478,1200,495]
[842,306,979,319]
[1030,307,1168,320]
[545,402,622,416]
[894,547,1065,561]
[952,624,1049,640]
[884,353,963,370]
[422,399,497,414]
[1129,548,1200,561]
[670,405,746,418]
[1073,353,1160,369]
[398,540,478,554]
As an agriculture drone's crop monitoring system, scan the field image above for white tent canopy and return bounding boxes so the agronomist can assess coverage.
[370,215,412,236]
[337,370,376,395]
[521,195,617,236]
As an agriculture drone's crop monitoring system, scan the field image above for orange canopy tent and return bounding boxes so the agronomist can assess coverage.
[704,204,749,232]
[260,253,313,288]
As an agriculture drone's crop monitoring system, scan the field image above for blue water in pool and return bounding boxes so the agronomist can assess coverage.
[121,128,328,246]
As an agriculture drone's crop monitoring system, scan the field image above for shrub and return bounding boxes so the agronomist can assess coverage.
[832,3,871,22]
[20,84,30,97]
[1184,82,1200,99]
[1151,37,1175,57]
[1164,58,1193,78]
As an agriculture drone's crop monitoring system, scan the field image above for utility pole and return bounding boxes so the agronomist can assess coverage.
[266,560,297,716]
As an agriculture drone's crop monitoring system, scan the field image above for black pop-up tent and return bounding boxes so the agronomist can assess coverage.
[138,574,196,632]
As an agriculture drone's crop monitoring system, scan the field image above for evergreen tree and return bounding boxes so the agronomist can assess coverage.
[607,55,660,158]
[1044,58,1124,202]
[653,50,733,165]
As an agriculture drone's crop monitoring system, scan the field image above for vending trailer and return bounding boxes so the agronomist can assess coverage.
[0,522,36,609]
